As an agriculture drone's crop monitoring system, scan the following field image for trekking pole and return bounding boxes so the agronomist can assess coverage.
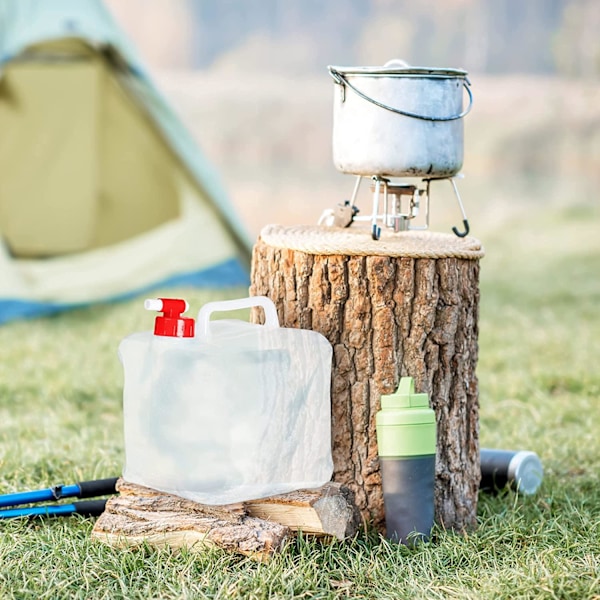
[0,499,108,519]
[0,477,118,509]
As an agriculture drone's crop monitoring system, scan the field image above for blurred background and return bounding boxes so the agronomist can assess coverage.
[105,0,599,239]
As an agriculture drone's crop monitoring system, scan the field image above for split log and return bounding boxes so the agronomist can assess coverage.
[92,479,360,560]
[250,224,485,533]
[114,479,359,539]
[245,482,360,540]
[92,481,288,561]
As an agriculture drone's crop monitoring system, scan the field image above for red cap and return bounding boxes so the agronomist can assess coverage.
[144,298,195,338]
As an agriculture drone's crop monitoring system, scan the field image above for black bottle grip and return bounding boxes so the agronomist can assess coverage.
[77,477,119,498]
[72,499,108,517]
[380,455,436,545]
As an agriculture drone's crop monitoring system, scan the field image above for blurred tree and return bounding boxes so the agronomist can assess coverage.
[355,15,415,66]
[104,0,599,80]
[484,0,563,74]
[105,0,195,68]
[354,0,564,74]
[188,0,371,68]
[553,0,600,78]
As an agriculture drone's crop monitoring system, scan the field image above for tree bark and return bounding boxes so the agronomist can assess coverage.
[250,227,483,532]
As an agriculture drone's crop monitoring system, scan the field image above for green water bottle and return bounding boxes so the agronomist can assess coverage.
[376,377,437,545]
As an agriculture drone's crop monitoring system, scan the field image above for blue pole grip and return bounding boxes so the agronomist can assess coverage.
[0,484,80,508]
[0,499,107,519]
[0,478,117,508]
[0,504,76,519]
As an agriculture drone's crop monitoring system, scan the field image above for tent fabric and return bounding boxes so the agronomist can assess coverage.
[0,0,252,324]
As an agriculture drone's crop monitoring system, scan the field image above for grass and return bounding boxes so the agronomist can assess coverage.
[0,204,599,599]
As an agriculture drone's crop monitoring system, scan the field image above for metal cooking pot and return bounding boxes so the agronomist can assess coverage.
[328,62,472,178]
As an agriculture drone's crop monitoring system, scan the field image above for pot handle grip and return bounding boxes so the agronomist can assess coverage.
[329,67,473,122]
[197,296,280,337]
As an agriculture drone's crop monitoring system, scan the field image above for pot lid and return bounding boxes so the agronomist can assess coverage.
[328,63,468,78]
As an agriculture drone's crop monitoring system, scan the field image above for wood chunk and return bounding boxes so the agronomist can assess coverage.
[92,485,288,561]
[92,480,360,559]
[115,479,246,517]
[245,482,360,540]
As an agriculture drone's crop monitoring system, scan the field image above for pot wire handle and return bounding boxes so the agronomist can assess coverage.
[328,67,473,122]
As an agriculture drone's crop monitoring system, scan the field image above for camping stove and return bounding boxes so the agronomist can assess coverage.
[325,60,474,239]
[319,174,470,240]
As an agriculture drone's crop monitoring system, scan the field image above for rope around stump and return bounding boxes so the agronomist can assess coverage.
[259,224,485,259]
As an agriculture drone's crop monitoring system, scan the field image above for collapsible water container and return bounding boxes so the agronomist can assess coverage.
[119,296,333,505]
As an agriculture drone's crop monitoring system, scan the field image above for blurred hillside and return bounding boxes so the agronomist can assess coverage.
[106,0,600,78]
[157,71,599,238]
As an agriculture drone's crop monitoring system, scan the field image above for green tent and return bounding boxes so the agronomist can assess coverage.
[0,0,252,324]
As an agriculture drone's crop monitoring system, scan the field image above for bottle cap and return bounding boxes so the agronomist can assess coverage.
[144,298,195,338]
[480,448,544,495]
[376,377,436,457]
[508,451,544,495]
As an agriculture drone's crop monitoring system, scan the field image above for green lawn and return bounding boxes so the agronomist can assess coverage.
[0,204,598,599]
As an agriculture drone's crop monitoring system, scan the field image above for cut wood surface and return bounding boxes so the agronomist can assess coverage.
[92,480,360,560]
[250,226,483,532]
[245,482,360,540]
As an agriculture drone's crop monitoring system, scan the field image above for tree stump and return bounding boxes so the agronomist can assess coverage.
[250,224,485,532]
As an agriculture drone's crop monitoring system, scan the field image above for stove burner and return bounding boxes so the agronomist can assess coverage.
[319,175,470,240]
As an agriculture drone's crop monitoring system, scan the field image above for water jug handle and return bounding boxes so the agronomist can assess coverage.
[196,296,280,337]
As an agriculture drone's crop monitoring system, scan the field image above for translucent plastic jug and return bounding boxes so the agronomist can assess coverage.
[119,296,334,505]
